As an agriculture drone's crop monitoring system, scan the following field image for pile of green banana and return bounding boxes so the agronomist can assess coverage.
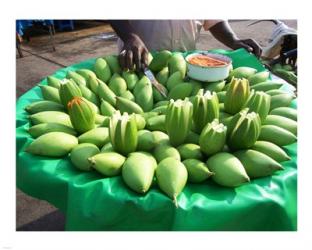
[271,63,297,86]
[24,51,297,206]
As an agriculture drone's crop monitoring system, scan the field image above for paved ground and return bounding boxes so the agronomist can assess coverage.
[16,19,297,231]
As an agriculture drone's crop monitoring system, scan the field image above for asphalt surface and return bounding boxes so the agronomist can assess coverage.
[16,19,297,231]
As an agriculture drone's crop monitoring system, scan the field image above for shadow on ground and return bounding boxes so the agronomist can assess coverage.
[17,210,65,231]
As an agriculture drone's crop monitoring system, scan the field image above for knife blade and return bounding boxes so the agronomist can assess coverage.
[143,67,168,98]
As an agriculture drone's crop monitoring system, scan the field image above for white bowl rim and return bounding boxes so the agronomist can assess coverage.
[185,52,232,69]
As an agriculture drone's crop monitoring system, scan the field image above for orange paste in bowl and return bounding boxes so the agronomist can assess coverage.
[188,55,228,67]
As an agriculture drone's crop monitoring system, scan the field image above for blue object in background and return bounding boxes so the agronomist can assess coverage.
[16,20,54,36]
[54,20,74,31]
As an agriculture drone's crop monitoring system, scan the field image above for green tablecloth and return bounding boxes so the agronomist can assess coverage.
[16,49,297,231]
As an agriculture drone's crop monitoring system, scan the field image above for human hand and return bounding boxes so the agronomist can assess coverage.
[231,38,262,58]
[119,34,149,71]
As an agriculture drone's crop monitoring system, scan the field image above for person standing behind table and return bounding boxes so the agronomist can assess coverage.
[109,20,262,71]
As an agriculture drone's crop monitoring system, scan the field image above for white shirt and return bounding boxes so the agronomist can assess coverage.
[117,20,223,52]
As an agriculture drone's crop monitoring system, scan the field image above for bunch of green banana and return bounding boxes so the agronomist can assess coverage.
[243,90,271,122]
[67,97,96,134]
[192,89,219,134]
[228,66,257,79]
[227,109,261,150]
[165,99,193,146]
[59,79,82,108]
[224,77,250,114]
[199,119,227,155]
[109,111,138,156]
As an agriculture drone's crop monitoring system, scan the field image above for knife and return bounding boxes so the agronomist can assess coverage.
[143,67,168,98]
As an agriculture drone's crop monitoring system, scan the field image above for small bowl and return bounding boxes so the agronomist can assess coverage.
[185,52,232,82]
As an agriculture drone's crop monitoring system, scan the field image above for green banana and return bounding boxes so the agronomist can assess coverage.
[259,125,297,146]
[120,90,135,102]
[78,127,110,148]
[165,99,193,146]
[154,100,169,108]
[177,143,203,160]
[133,114,146,130]
[247,71,270,85]
[199,119,227,156]
[122,152,157,193]
[227,110,261,150]
[251,81,283,92]
[89,152,125,176]
[76,69,97,82]
[252,141,291,162]
[243,90,271,122]
[224,78,250,114]
[108,73,127,96]
[95,114,109,126]
[152,131,170,146]
[29,111,72,127]
[265,89,294,96]
[109,111,138,156]
[25,100,64,114]
[87,76,100,94]
[185,131,200,144]
[192,89,219,133]
[270,93,294,110]
[146,115,166,132]
[133,76,154,112]
[153,87,167,102]
[219,111,233,128]
[47,76,61,89]
[68,97,96,133]
[168,82,193,100]
[183,159,213,183]
[234,149,283,178]
[70,143,100,171]
[149,50,172,72]
[67,97,96,134]
[66,70,86,86]
[156,157,188,206]
[190,79,203,96]
[78,84,100,106]
[168,53,186,77]
[39,85,61,104]
[97,79,117,106]
[166,71,183,91]
[122,71,138,90]
[206,152,250,187]
[229,66,257,79]
[100,142,114,153]
[204,80,225,93]
[25,132,78,157]
[216,91,226,103]
[29,122,76,138]
[264,114,297,135]
[137,130,156,152]
[100,99,116,116]
[94,58,111,82]
[104,55,121,74]
[116,96,144,114]
[270,107,297,121]
[156,67,169,86]
[59,79,82,108]
[153,144,180,162]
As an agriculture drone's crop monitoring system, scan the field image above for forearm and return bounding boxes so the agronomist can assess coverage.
[109,20,138,42]
[208,21,239,49]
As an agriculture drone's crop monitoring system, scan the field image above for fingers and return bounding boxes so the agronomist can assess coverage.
[141,49,149,70]
[244,39,262,58]
[119,49,127,70]
[126,50,134,70]
[133,47,141,71]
